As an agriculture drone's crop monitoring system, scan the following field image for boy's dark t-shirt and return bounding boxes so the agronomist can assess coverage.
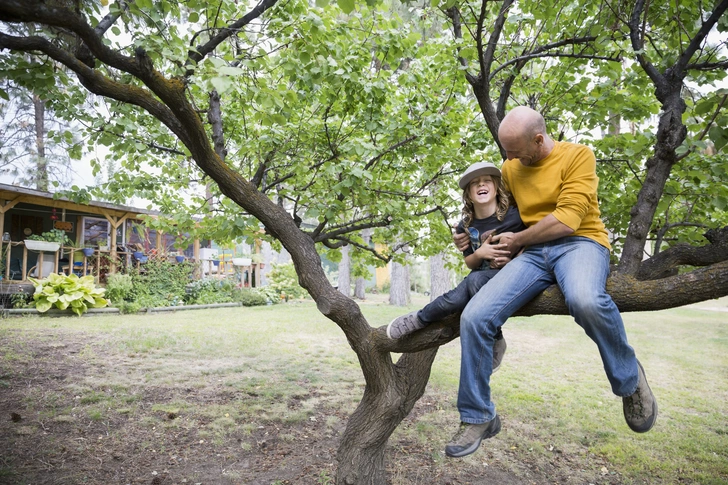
[456,206,526,271]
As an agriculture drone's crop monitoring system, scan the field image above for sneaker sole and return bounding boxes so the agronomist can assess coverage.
[385,319,397,339]
[445,415,501,458]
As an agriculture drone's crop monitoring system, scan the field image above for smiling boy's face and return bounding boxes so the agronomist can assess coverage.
[468,175,497,205]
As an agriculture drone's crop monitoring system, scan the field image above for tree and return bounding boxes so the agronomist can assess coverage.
[337,243,350,296]
[429,251,452,300]
[1,1,727,484]
[0,82,78,189]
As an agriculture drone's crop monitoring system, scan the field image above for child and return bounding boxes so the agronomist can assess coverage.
[386,162,526,372]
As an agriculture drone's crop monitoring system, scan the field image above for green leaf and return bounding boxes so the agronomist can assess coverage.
[210,76,233,94]
[337,0,355,14]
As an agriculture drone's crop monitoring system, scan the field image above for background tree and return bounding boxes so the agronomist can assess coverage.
[1,1,727,484]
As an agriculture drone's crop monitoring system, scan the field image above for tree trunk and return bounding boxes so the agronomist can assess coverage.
[354,229,372,300]
[33,94,48,192]
[429,252,451,301]
[338,244,351,297]
[336,349,438,485]
[354,277,366,299]
[389,247,410,306]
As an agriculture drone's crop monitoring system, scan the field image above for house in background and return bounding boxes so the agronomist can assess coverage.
[0,184,262,294]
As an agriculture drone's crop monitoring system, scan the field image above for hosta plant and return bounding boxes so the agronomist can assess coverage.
[29,273,108,316]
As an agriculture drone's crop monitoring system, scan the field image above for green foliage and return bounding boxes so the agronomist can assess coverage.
[265,263,308,301]
[184,278,234,305]
[26,229,71,246]
[9,288,32,309]
[115,300,143,314]
[233,288,269,307]
[28,273,108,316]
[105,273,134,303]
[128,259,194,308]
[1,0,726,276]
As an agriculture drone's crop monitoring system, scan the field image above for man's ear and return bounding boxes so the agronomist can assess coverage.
[534,134,544,146]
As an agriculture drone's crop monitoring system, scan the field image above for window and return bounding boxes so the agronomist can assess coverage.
[83,217,110,246]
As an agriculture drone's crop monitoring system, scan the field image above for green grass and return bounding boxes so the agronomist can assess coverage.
[1,295,726,484]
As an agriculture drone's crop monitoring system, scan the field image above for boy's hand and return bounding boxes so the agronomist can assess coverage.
[490,255,512,269]
[474,234,511,266]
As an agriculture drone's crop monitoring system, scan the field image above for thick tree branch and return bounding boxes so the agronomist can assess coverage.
[378,260,728,353]
[637,226,728,280]
[208,90,226,162]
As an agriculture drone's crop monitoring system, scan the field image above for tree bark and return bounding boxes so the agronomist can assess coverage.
[389,247,410,306]
[429,252,452,301]
[336,349,438,485]
[33,93,48,192]
[354,229,372,300]
[338,244,351,297]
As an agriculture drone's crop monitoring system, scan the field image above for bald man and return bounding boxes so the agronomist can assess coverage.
[445,106,657,459]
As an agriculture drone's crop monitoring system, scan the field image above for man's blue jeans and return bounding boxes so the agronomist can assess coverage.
[457,237,639,424]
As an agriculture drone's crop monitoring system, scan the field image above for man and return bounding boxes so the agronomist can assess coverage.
[445,106,657,459]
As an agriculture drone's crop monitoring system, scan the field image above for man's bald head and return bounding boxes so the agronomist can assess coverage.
[498,106,547,143]
[497,106,554,166]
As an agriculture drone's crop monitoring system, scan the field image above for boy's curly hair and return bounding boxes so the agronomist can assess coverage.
[461,175,510,228]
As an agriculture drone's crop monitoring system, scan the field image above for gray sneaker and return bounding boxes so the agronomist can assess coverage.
[623,360,658,433]
[492,334,507,373]
[445,415,501,458]
[386,311,427,339]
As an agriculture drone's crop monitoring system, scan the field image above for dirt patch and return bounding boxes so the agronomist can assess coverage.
[0,327,621,485]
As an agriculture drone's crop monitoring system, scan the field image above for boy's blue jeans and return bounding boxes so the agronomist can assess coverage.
[418,268,500,324]
[457,237,639,424]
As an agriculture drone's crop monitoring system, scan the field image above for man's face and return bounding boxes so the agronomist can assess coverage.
[501,134,541,166]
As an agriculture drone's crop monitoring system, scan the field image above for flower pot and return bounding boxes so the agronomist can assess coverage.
[175,255,185,263]
[24,240,60,252]
[82,248,95,257]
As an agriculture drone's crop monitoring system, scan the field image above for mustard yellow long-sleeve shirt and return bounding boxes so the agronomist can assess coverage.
[501,141,611,250]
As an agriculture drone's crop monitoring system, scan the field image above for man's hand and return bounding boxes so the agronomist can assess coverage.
[492,232,522,257]
[453,226,470,252]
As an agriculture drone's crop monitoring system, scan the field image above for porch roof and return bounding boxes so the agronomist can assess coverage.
[0,183,160,219]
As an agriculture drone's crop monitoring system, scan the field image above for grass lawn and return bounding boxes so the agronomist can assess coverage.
[0,294,726,484]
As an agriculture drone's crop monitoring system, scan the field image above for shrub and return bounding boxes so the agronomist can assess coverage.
[266,262,308,301]
[116,301,143,314]
[233,288,269,307]
[187,278,236,305]
[129,259,194,307]
[29,273,108,316]
[105,273,134,303]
